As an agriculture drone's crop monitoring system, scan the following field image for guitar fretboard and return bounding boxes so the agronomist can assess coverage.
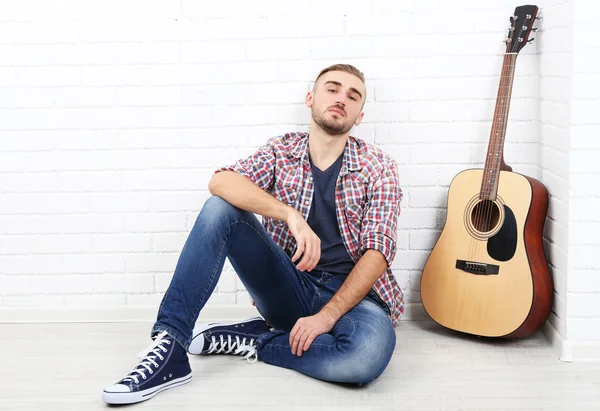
[480,53,518,200]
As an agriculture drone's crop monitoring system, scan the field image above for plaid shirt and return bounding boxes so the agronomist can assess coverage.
[216,132,404,326]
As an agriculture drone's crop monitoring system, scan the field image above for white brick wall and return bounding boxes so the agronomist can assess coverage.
[0,0,597,342]
[539,0,600,344]
[539,0,573,342]
[567,0,600,341]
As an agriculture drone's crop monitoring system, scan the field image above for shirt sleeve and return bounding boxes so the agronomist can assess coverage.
[361,160,403,267]
[213,141,276,192]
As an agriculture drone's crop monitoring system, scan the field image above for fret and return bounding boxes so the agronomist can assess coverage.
[480,54,517,200]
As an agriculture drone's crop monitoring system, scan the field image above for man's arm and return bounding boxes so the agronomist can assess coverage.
[289,159,402,356]
[319,249,388,323]
[209,171,292,222]
[289,250,387,356]
[209,172,322,272]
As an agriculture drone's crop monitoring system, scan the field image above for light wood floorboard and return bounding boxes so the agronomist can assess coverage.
[2,320,599,410]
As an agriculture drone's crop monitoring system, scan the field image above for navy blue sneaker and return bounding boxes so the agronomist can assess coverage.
[102,331,192,405]
[188,317,271,362]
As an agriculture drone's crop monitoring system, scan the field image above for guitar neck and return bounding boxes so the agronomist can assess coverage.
[480,53,518,201]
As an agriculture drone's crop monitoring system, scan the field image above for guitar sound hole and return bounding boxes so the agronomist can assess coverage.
[471,200,500,233]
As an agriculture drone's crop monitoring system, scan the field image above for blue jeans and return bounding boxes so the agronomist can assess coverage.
[152,196,396,384]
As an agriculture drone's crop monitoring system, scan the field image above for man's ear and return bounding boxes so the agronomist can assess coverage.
[305,90,314,108]
[355,111,365,126]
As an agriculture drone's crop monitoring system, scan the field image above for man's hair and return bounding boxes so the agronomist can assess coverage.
[315,63,365,84]
[313,64,367,105]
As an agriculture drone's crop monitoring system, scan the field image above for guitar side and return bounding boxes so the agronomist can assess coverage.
[420,169,552,338]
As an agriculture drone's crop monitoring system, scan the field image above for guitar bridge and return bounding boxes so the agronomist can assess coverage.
[456,260,499,275]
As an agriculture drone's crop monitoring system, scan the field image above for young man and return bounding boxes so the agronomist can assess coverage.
[102,64,404,405]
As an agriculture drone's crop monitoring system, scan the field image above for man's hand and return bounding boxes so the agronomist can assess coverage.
[286,208,321,272]
[289,311,337,356]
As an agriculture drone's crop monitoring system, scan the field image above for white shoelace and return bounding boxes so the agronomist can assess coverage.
[122,331,172,384]
[207,334,258,363]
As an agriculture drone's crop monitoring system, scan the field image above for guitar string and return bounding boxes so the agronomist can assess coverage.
[478,18,527,263]
[482,22,525,238]
[471,44,512,261]
[478,33,516,261]
[472,17,525,263]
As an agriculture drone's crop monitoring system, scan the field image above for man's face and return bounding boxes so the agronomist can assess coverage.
[306,71,366,136]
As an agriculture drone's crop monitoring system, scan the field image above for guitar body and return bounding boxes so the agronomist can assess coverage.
[420,169,553,338]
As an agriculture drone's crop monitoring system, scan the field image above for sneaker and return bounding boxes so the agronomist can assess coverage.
[188,316,271,362]
[102,331,192,405]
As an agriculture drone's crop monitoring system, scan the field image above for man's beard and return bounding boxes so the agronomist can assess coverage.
[311,106,354,136]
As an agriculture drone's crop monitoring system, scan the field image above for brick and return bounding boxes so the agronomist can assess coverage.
[122,212,187,233]
[571,150,600,173]
[0,193,89,214]
[570,270,600,293]
[127,293,165,306]
[571,174,600,198]
[397,209,439,229]
[87,193,150,213]
[0,254,125,275]
[247,39,311,62]
[3,295,64,306]
[206,292,236,305]
[150,191,210,212]
[0,234,92,255]
[571,199,600,222]
[181,41,246,64]
[568,293,600,318]
[63,294,127,306]
[59,171,122,192]
[571,246,600,270]
[571,222,600,245]
[399,165,437,187]
[90,234,152,253]
[0,172,59,193]
[217,269,237,293]
[125,252,179,273]
[390,250,430,270]
[92,274,154,293]
[571,125,600,150]
[155,273,174,293]
[152,232,188,252]
[410,230,441,250]
[408,188,448,208]
[410,144,472,164]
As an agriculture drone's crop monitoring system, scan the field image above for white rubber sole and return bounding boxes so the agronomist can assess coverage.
[102,373,192,405]
[188,316,265,355]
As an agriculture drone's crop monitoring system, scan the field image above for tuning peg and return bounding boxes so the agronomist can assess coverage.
[528,38,535,44]
[536,15,543,21]
[504,38,512,44]
[532,28,539,32]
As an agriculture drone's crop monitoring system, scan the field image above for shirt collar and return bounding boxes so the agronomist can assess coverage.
[289,132,362,175]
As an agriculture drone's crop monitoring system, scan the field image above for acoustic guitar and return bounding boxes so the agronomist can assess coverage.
[420,5,553,338]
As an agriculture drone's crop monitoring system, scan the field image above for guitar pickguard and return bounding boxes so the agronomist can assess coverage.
[487,205,517,261]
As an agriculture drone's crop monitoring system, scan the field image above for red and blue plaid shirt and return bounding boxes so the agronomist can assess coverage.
[216,132,404,326]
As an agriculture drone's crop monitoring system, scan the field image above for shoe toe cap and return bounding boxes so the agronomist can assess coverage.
[188,333,205,355]
[104,383,132,393]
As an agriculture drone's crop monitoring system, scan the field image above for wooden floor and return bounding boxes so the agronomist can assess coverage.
[2,320,600,411]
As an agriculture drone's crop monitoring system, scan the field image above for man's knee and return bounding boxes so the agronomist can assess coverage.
[196,196,238,225]
[325,316,396,385]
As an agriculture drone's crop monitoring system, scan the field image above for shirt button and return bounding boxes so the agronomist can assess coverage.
[305,200,310,205]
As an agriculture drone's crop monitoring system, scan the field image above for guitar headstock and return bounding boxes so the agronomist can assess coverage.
[504,5,540,53]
